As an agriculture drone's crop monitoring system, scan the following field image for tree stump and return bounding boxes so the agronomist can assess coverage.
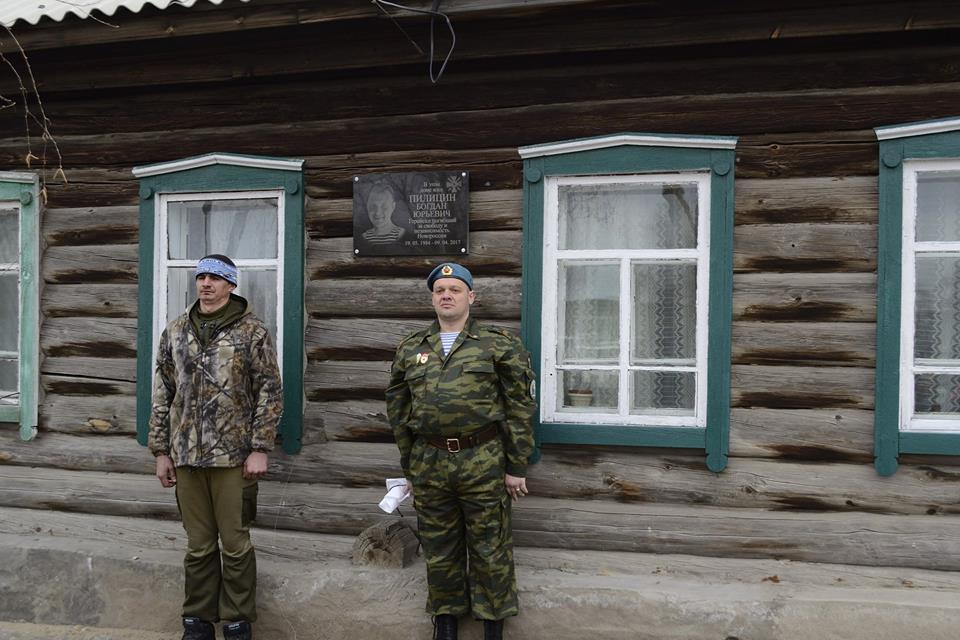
[352,519,420,568]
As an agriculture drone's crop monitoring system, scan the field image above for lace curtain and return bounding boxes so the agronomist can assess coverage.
[0,205,19,398]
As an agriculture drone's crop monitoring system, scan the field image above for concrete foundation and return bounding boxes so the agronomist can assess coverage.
[3,507,960,639]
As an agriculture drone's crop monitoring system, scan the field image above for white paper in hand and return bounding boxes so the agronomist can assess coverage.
[378,477,412,513]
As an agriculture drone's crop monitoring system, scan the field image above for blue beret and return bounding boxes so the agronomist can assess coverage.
[427,262,473,291]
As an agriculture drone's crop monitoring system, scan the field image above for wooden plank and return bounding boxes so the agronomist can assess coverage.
[733,272,875,322]
[731,365,874,409]
[305,318,519,361]
[42,284,139,318]
[308,230,520,279]
[6,465,960,569]
[732,321,875,367]
[38,394,137,434]
[41,317,138,358]
[734,223,876,272]
[735,177,877,225]
[306,189,521,238]
[42,244,139,284]
[306,276,520,319]
[42,206,139,246]
[729,408,873,462]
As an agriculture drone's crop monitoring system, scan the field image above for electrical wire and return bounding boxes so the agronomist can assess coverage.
[371,0,456,84]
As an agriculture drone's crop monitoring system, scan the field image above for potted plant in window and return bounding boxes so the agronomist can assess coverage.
[567,388,593,407]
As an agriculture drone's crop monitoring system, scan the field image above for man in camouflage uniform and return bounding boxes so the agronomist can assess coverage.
[386,263,537,640]
[149,254,283,640]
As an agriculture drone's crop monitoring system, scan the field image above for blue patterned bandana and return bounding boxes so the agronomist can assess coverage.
[195,257,238,285]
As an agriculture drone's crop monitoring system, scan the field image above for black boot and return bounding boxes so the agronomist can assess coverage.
[181,617,215,640]
[483,619,504,640]
[432,614,458,640]
[223,620,253,640]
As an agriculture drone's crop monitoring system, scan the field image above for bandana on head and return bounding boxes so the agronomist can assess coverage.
[195,257,238,286]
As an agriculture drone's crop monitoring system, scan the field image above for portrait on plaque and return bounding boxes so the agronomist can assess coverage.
[353,171,469,256]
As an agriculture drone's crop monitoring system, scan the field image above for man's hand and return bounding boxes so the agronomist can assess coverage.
[505,474,527,501]
[155,454,177,488]
[243,451,269,480]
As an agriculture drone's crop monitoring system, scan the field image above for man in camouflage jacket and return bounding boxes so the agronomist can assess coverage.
[386,263,537,640]
[148,254,282,640]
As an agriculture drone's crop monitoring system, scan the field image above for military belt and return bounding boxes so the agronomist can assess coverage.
[421,423,499,453]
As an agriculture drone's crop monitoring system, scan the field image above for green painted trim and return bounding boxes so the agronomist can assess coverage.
[900,432,960,455]
[135,158,305,453]
[520,140,734,470]
[539,424,706,449]
[0,177,39,440]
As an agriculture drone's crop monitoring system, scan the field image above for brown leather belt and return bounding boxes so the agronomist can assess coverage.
[421,423,499,453]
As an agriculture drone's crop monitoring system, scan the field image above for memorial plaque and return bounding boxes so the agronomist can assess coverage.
[353,171,469,256]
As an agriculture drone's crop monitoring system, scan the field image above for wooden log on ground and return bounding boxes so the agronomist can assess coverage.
[42,244,139,284]
[732,272,875,322]
[307,277,520,319]
[352,520,419,568]
[43,284,139,318]
[6,465,960,570]
[729,408,873,462]
[734,223,876,272]
[735,177,876,225]
[732,321,875,367]
[42,206,139,246]
[307,189,521,238]
[308,230,521,279]
[731,365,874,409]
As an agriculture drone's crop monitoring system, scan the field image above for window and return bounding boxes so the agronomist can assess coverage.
[519,134,736,471]
[133,154,305,453]
[874,117,960,475]
[0,172,40,441]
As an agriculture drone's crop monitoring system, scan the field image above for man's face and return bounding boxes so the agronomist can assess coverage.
[367,191,396,227]
[195,273,235,309]
[431,277,474,324]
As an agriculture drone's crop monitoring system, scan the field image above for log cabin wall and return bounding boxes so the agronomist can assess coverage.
[3,0,960,569]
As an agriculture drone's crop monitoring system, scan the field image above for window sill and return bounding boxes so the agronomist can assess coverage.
[538,423,705,448]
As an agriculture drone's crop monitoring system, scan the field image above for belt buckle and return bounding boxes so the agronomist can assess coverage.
[445,438,461,453]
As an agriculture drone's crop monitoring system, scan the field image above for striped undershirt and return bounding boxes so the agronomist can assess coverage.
[440,332,460,355]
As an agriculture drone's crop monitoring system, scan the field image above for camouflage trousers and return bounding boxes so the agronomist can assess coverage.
[409,435,518,620]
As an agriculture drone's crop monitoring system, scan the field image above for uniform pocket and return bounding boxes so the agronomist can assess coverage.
[241,482,259,526]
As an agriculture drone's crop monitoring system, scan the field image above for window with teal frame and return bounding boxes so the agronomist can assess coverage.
[0,172,39,441]
[133,153,305,454]
[519,134,736,472]
[875,117,960,475]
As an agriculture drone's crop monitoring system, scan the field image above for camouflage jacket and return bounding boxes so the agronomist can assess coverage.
[386,317,537,477]
[147,294,283,468]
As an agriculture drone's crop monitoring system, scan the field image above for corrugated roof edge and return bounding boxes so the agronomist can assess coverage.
[1,0,246,28]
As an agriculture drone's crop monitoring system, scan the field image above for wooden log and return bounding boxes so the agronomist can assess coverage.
[731,365,874,409]
[42,244,139,284]
[41,375,136,397]
[734,223,876,272]
[306,277,520,319]
[41,357,137,383]
[733,272,875,322]
[306,318,519,362]
[7,465,960,570]
[736,131,878,179]
[305,361,391,401]
[735,177,877,225]
[41,317,138,358]
[307,399,392,443]
[43,284,139,318]
[307,189,521,238]
[352,520,419,568]
[307,230,521,279]
[38,395,137,435]
[729,408,873,462]
[42,206,139,246]
[732,321,875,367]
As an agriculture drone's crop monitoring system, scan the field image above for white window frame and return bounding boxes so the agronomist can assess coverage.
[152,189,286,373]
[540,172,711,427]
[899,159,960,433]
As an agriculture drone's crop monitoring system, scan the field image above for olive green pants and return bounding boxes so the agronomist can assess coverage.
[175,466,259,623]
[409,437,518,620]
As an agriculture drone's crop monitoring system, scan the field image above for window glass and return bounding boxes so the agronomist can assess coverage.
[558,182,697,250]
[916,172,960,242]
[914,255,960,360]
[0,273,17,353]
[632,370,696,415]
[0,206,17,263]
[558,369,618,412]
[0,358,16,402]
[914,373,960,415]
[167,198,278,260]
[559,261,618,364]
[632,261,697,363]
